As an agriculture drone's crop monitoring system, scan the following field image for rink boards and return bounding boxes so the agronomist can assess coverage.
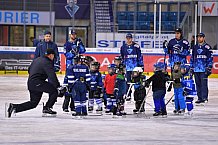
[0,46,218,77]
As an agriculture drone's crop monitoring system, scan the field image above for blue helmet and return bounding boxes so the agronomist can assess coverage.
[154,62,165,70]
[126,33,133,38]
[108,63,116,69]
[180,64,190,71]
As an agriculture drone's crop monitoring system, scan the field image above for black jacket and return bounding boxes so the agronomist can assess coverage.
[28,56,60,90]
[146,71,169,92]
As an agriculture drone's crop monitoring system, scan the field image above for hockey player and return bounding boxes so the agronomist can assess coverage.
[88,61,103,114]
[131,67,146,113]
[104,64,117,114]
[34,31,60,72]
[67,55,90,117]
[114,56,122,73]
[7,49,66,118]
[181,64,197,116]
[164,28,190,68]
[190,33,213,104]
[62,30,86,112]
[145,62,169,117]
[120,33,144,100]
[113,64,127,116]
[171,62,186,114]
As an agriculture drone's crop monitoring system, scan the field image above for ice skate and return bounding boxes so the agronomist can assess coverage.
[71,110,76,116]
[161,111,168,118]
[88,106,94,113]
[173,110,179,115]
[195,100,205,106]
[7,103,16,118]
[72,112,83,119]
[133,109,139,114]
[178,109,185,115]
[153,112,162,117]
[42,107,57,117]
[96,107,103,115]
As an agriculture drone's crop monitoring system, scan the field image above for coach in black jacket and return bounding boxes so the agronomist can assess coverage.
[7,49,62,117]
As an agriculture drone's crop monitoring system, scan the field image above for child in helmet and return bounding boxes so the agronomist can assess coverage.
[145,62,170,117]
[88,61,103,114]
[131,67,146,113]
[113,64,127,116]
[104,64,117,114]
[181,64,197,116]
[171,62,186,114]
[114,56,123,74]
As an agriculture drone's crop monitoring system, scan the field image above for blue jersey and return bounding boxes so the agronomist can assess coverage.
[132,75,146,90]
[114,74,126,97]
[34,40,60,71]
[167,38,190,67]
[67,64,90,88]
[120,42,143,71]
[64,38,86,66]
[182,77,197,98]
[190,42,213,72]
[90,71,103,91]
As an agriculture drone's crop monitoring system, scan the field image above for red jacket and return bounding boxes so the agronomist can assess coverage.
[104,74,117,95]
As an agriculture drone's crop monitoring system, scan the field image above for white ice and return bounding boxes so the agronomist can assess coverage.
[0,75,218,145]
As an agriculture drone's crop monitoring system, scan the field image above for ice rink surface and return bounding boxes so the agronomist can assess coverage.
[0,75,218,145]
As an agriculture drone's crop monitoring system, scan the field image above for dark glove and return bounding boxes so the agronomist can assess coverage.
[86,84,90,91]
[54,64,60,72]
[114,88,119,97]
[174,78,181,83]
[189,68,194,75]
[163,40,168,53]
[183,90,188,96]
[57,86,68,97]
[205,67,212,76]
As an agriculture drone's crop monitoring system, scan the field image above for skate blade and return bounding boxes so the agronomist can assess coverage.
[42,113,57,117]
[72,116,83,120]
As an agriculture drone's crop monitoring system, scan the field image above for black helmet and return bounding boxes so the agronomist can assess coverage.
[79,55,86,63]
[175,28,182,33]
[114,56,122,61]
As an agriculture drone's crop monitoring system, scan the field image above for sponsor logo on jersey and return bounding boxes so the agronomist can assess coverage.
[126,55,137,58]
[197,49,203,54]
[197,55,207,58]
[73,68,86,72]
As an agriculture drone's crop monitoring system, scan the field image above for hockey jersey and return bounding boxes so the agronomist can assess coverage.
[167,38,190,67]
[90,71,103,91]
[182,77,197,98]
[104,73,117,95]
[114,74,126,97]
[120,42,143,71]
[190,42,213,72]
[64,38,86,67]
[131,75,146,90]
[67,64,91,88]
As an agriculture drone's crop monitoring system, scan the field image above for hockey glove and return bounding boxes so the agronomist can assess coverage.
[205,67,212,76]
[57,86,68,97]
[114,88,119,97]
[183,90,188,96]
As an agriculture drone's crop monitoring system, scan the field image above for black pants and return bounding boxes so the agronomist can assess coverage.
[62,94,75,111]
[14,81,58,113]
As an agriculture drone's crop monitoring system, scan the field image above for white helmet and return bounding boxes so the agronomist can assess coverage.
[133,67,143,73]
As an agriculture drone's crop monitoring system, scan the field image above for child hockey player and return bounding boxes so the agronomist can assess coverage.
[113,64,126,116]
[88,61,103,114]
[67,55,90,117]
[145,62,169,117]
[62,56,79,113]
[104,64,117,114]
[181,64,197,116]
[131,67,146,113]
[114,56,122,73]
[171,62,186,114]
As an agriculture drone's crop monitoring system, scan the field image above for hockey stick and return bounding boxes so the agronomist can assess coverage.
[166,94,174,106]
[123,83,135,100]
[137,85,152,117]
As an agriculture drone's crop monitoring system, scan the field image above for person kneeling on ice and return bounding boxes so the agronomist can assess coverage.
[104,64,117,114]
[88,61,103,114]
[171,62,186,114]
[67,55,91,117]
[181,64,197,116]
[145,62,170,117]
[7,49,67,118]
[131,67,146,113]
[113,64,127,116]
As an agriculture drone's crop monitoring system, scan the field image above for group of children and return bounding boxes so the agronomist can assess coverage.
[63,54,197,118]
